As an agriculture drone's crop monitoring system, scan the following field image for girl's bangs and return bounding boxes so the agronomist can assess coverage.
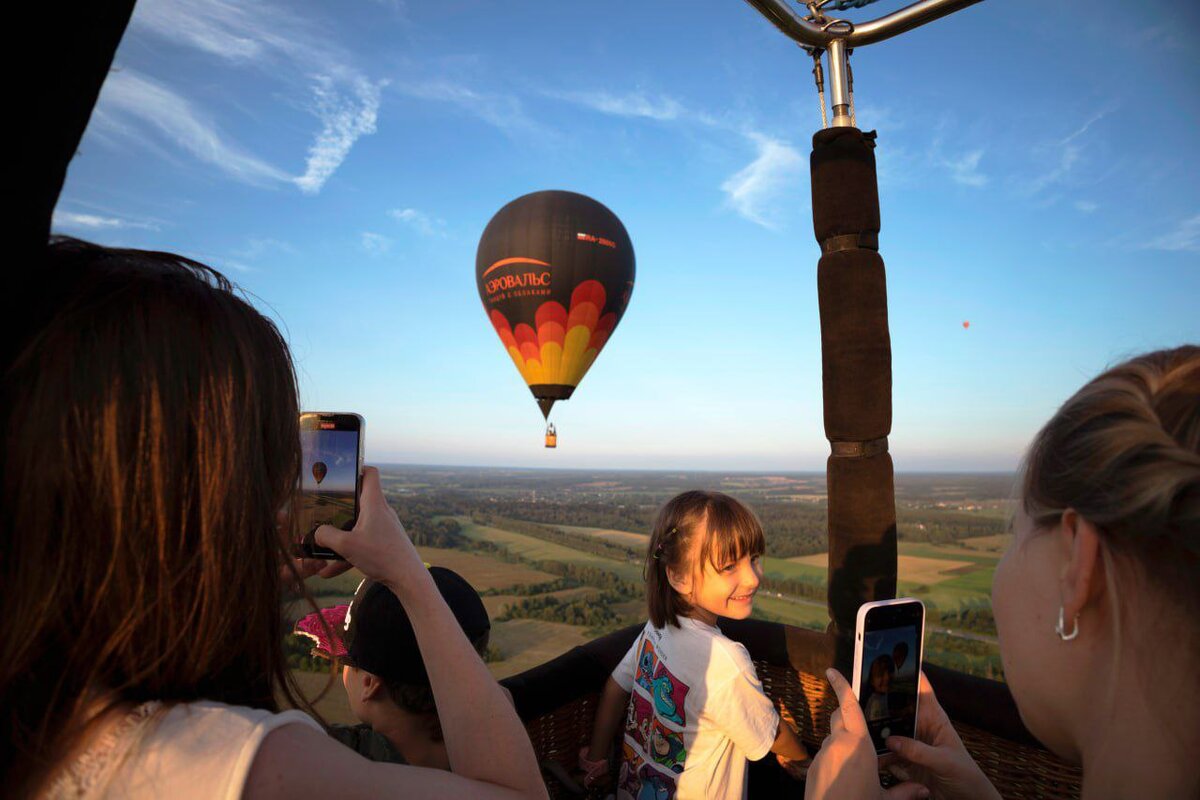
[700,499,765,568]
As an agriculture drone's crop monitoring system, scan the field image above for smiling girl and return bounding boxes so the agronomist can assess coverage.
[578,491,809,799]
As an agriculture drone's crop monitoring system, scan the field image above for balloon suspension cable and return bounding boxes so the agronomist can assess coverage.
[847,49,857,128]
[801,2,856,130]
[809,48,829,130]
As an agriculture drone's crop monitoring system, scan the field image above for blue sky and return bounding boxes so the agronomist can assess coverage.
[55,0,1199,471]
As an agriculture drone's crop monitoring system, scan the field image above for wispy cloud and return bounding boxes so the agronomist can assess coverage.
[1140,213,1200,253]
[939,149,988,187]
[1074,200,1099,213]
[93,70,292,186]
[132,0,293,62]
[395,79,542,137]
[51,209,160,231]
[125,0,385,193]
[721,133,805,230]
[390,207,446,237]
[546,85,806,228]
[1022,105,1115,196]
[547,89,684,121]
[295,73,385,193]
[361,231,393,255]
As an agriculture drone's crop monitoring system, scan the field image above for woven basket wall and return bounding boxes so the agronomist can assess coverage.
[524,659,1082,799]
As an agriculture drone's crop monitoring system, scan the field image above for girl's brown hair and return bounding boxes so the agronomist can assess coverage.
[1,238,317,796]
[645,490,765,628]
[1021,345,1200,653]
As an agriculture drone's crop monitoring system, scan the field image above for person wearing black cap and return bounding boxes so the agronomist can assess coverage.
[344,568,496,769]
[297,568,497,768]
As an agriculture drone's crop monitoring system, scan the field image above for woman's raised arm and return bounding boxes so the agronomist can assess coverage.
[246,467,547,799]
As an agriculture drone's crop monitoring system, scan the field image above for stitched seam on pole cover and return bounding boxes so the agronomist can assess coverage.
[829,437,888,458]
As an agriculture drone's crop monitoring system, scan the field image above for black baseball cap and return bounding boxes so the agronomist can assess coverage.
[342,568,490,685]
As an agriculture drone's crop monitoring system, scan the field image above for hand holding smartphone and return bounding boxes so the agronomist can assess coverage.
[297,412,364,559]
[852,598,925,754]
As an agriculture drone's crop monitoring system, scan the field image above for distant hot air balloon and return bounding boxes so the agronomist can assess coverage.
[312,461,327,485]
[962,321,970,329]
[477,190,635,432]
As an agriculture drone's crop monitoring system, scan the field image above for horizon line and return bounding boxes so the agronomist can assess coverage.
[369,461,1017,476]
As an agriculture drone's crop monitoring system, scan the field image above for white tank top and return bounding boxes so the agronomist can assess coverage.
[42,700,324,800]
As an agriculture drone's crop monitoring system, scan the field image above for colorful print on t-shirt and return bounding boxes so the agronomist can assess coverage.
[635,638,657,694]
[634,636,689,725]
[620,634,688,799]
[618,742,645,797]
[627,692,655,753]
[648,719,686,773]
[613,618,781,800]
[634,764,675,800]
[649,663,687,726]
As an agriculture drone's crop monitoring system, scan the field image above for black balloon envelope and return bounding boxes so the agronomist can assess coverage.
[476,190,635,421]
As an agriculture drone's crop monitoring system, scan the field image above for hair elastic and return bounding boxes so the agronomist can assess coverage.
[651,527,678,560]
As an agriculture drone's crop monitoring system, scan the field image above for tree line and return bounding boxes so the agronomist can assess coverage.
[385,488,1006,560]
[497,591,626,631]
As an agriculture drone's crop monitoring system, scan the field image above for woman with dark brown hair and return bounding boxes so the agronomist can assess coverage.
[804,346,1200,800]
[0,238,547,799]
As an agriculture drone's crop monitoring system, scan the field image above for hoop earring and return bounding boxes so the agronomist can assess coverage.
[1056,606,1079,641]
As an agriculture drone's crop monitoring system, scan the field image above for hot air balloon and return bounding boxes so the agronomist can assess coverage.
[477,191,635,441]
[312,461,327,486]
[962,320,970,329]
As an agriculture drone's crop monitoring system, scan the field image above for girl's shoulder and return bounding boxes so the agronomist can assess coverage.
[672,618,757,675]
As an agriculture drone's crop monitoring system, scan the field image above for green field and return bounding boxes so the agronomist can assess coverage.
[751,594,829,630]
[558,524,649,551]
[288,508,1006,690]
[456,517,645,583]
[487,619,596,678]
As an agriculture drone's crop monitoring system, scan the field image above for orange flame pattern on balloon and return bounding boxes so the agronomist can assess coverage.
[489,280,617,387]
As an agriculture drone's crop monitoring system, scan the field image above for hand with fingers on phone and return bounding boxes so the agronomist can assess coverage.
[313,466,429,597]
[883,672,1001,800]
[804,669,931,800]
[277,510,354,590]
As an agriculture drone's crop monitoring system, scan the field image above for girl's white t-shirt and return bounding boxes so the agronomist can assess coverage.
[49,701,324,800]
[611,617,779,800]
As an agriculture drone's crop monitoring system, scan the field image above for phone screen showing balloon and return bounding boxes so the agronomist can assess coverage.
[297,412,363,559]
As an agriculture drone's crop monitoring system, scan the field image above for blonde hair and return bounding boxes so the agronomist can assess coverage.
[644,491,765,628]
[1021,345,1200,658]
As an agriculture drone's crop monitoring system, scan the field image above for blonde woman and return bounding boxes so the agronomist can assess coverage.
[806,346,1200,800]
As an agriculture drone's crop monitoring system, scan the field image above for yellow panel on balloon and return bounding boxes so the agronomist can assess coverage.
[540,341,564,384]
[560,325,592,387]
[571,348,599,386]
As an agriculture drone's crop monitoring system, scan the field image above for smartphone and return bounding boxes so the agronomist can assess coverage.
[297,412,364,559]
[852,598,925,754]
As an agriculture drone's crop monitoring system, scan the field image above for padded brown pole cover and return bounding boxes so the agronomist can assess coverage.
[810,128,898,668]
[818,249,891,439]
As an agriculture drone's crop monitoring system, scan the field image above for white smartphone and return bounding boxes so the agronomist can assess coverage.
[852,598,925,754]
